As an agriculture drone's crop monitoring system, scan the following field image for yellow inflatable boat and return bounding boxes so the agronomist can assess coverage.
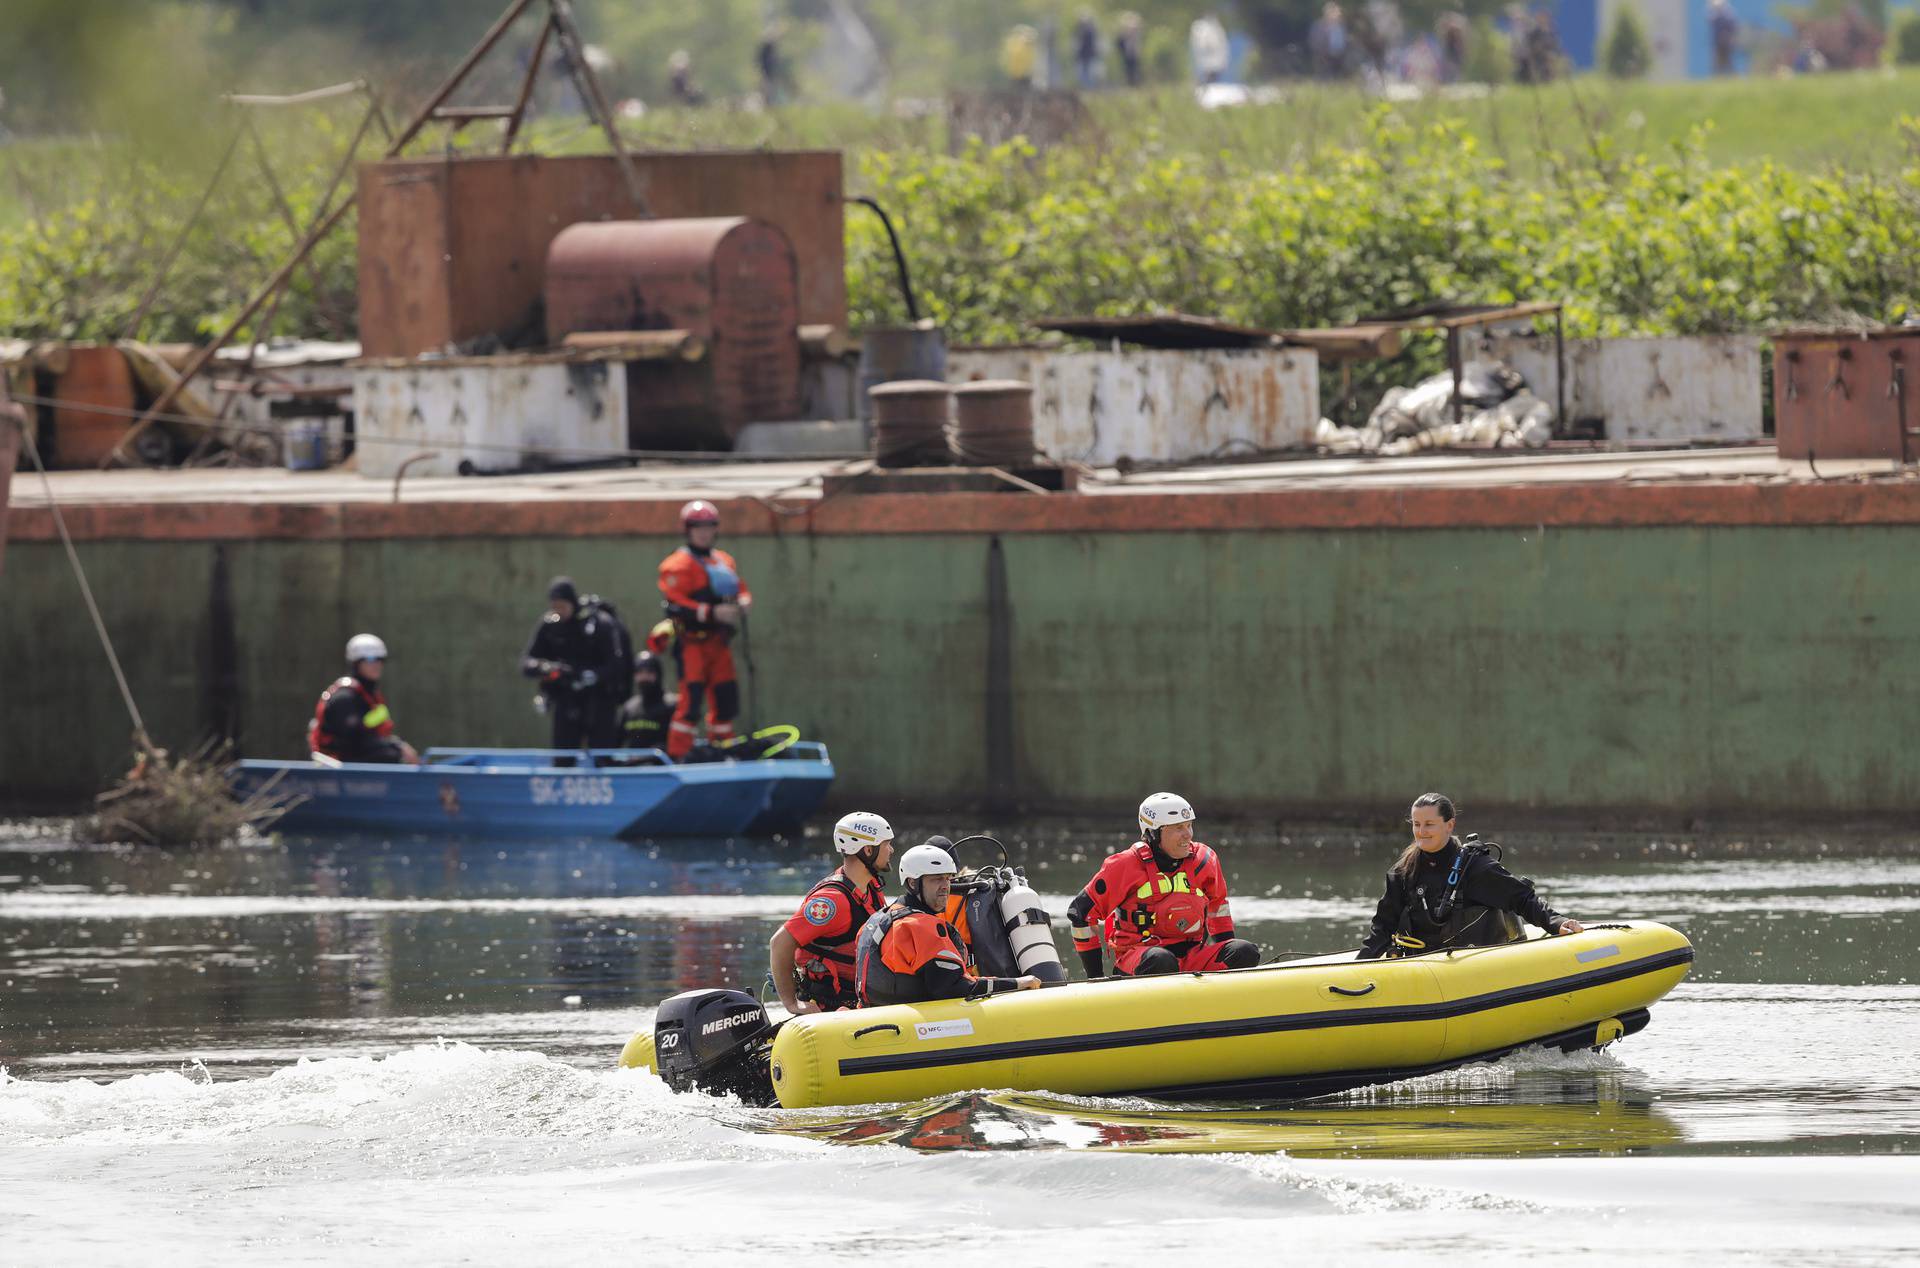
[620,920,1693,1109]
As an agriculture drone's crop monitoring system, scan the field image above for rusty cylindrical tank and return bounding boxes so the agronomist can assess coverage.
[545,218,802,450]
[857,320,946,421]
[868,379,951,468]
[951,379,1036,467]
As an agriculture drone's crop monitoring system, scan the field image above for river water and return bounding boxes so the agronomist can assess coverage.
[3,819,1916,1264]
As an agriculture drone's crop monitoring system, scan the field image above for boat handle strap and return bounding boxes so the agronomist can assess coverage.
[853,1023,902,1039]
[1327,983,1376,997]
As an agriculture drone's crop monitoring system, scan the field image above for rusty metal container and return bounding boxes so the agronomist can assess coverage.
[951,379,1036,466]
[857,321,947,421]
[49,344,140,468]
[868,379,951,467]
[1774,329,1920,462]
[546,218,802,448]
[356,152,846,360]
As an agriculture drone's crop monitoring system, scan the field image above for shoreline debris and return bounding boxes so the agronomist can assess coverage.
[76,740,298,848]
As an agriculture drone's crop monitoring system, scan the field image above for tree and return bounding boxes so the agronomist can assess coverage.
[1603,5,1651,79]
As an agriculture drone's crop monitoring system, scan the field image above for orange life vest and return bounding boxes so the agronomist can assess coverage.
[307,676,393,759]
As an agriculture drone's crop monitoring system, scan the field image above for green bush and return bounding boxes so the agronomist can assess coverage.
[846,111,1920,351]
[1896,14,1920,66]
[1604,6,1653,79]
[1462,15,1511,85]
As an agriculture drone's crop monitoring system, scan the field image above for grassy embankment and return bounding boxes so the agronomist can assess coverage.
[2,70,1918,354]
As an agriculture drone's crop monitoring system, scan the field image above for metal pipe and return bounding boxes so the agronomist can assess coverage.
[1449,328,1464,428]
[245,115,337,306]
[392,451,442,502]
[547,0,648,215]
[847,195,921,322]
[501,14,556,154]
[241,99,382,367]
[388,0,543,154]
[1554,307,1567,437]
[223,81,367,108]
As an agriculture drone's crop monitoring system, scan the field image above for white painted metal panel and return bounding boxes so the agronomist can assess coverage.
[947,346,1319,465]
[352,360,628,479]
[1482,334,1764,444]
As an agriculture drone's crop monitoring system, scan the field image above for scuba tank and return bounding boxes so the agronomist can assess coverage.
[957,865,1068,983]
[998,871,1067,982]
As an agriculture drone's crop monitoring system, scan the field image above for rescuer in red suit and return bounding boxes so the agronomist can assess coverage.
[1068,792,1261,977]
[657,499,752,760]
[769,811,896,1014]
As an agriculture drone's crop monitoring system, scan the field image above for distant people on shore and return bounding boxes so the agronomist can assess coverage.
[1001,23,1040,90]
[1510,5,1563,84]
[1190,11,1230,85]
[1709,0,1740,75]
[1116,12,1144,86]
[1073,8,1103,88]
[1309,3,1351,79]
[1437,11,1469,83]
[667,49,704,106]
[756,21,790,106]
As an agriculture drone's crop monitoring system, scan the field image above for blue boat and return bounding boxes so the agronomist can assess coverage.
[230,743,834,840]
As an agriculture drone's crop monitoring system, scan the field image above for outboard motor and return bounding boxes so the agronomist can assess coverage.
[652,988,778,1105]
[959,865,1068,984]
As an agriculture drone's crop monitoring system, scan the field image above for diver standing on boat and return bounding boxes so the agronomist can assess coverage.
[856,839,1044,1006]
[1357,793,1584,959]
[658,500,751,761]
[769,811,895,1014]
[1068,793,1261,978]
[308,633,419,765]
[521,576,623,754]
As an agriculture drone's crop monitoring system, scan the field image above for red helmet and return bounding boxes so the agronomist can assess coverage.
[680,499,720,528]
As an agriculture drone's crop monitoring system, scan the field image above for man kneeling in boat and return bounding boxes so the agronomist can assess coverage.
[856,840,1044,1006]
[1068,793,1261,978]
[769,811,895,1014]
[308,633,419,766]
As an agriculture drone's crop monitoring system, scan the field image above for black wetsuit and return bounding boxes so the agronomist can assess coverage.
[1358,839,1564,960]
[521,608,621,750]
[617,680,675,750]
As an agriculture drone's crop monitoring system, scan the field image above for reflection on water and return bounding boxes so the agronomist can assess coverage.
[3,819,1919,1160]
[759,1082,1686,1158]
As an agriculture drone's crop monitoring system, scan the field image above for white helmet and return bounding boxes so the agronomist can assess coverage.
[832,811,894,856]
[898,842,958,882]
[1138,791,1196,839]
[345,633,389,664]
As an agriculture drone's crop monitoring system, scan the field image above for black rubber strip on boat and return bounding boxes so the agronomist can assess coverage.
[836,946,1694,1078]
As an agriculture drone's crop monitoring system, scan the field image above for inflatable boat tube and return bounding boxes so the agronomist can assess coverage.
[763,921,1692,1109]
